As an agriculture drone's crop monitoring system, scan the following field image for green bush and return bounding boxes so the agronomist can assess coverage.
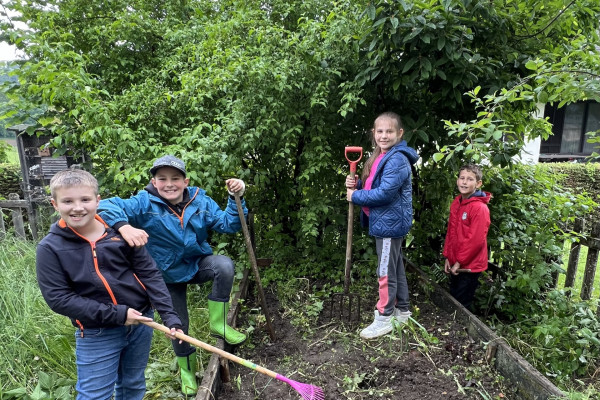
[536,162,600,221]
[0,163,21,200]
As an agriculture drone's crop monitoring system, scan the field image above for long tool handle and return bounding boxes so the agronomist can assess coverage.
[344,146,362,294]
[456,268,473,273]
[234,193,276,341]
[142,321,277,379]
[344,202,354,294]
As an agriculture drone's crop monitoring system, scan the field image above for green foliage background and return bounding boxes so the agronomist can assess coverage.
[2,0,600,395]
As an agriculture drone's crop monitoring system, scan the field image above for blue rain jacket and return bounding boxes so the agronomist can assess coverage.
[352,140,419,238]
[98,186,247,283]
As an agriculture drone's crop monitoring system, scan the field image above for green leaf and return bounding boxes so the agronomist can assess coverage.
[525,60,538,71]
[366,3,376,20]
[432,152,444,162]
[437,36,445,50]
[402,57,418,73]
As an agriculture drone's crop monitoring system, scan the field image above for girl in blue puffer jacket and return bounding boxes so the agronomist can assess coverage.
[345,112,419,340]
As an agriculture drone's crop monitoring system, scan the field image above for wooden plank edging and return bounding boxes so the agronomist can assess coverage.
[404,257,565,400]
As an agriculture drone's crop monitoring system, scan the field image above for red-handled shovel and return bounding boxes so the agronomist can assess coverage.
[343,146,362,293]
[328,146,364,323]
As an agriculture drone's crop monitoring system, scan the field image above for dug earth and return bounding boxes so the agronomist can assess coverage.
[219,274,512,399]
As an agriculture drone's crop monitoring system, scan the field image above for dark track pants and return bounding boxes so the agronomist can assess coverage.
[375,237,410,317]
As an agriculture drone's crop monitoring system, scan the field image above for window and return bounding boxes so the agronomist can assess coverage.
[541,101,600,161]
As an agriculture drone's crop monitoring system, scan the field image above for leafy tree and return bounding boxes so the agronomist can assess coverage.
[2,0,600,392]
[1,0,373,280]
[0,62,19,137]
[3,0,600,286]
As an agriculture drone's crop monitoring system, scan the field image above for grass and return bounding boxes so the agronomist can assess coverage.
[0,238,75,390]
[0,137,19,164]
[0,234,233,399]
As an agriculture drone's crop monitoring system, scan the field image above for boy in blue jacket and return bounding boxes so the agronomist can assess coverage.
[36,169,182,400]
[98,155,247,395]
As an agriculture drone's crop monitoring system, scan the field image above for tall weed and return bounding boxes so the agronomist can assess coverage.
[0,236,76,396]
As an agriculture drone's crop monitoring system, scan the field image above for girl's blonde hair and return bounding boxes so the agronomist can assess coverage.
[361,112,404,182]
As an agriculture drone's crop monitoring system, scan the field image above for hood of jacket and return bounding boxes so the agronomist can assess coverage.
[392,140,419,166]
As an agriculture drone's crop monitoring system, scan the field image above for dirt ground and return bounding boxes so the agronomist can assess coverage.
[218,274,513,400]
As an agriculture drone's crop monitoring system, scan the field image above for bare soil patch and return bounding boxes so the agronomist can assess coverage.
[219,273,513,399]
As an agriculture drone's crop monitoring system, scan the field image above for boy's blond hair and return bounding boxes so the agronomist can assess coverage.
[459,164,483,182]
[50,169,98,199]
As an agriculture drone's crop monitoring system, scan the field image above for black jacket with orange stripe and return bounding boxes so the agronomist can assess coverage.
[36,216,182,330]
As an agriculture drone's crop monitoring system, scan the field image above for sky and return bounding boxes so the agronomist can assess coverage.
[0,6,25,62]
[0,42,19,61]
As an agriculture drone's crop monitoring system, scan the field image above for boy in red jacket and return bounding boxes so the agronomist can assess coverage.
[442,164,491,310]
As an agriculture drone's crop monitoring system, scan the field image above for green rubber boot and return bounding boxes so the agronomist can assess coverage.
[176,352,198,396]
[208,299,247,345]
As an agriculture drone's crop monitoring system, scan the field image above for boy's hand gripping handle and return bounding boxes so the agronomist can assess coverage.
[344,146,363,293]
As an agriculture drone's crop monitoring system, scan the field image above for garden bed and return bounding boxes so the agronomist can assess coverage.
[210,273,510,399]
[193,260,565,400]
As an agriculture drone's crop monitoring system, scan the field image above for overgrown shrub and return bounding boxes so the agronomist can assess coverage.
[536,162,600,221]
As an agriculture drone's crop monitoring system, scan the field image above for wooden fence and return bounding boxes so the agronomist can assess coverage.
[561,218,600,301]
[0,193,53,241]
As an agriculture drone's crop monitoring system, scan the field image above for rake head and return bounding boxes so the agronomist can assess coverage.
[275,374,325,400]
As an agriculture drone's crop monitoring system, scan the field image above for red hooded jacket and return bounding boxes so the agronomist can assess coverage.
[443,191,491,273]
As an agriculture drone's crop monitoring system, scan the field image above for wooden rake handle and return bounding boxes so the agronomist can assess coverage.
[142,321,277,379]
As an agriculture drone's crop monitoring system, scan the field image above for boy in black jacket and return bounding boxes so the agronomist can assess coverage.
[36,169,182,400]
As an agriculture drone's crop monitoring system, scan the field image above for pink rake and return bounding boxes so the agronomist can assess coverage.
[143,321,324,400]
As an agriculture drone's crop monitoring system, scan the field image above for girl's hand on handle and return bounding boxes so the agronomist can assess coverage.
[347,188,356,202]
[226,179,246,196]
[118,225,149,247]
[125,308,153,326]
[345,175,358,189]
[444,259,452,274]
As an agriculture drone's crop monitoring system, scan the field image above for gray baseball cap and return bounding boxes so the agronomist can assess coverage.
[150,155,186,177]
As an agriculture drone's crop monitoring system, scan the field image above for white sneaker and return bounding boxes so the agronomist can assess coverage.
[360,310,393,340]
[393,308,412,324]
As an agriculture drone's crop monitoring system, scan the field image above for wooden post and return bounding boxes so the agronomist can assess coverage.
[581,222,600,301]
[28,201,40,241]
[8,193,26,239]
[565,218,584,288]
[0,208,5,241]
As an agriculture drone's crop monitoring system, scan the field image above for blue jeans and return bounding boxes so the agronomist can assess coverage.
[74,311,154,400]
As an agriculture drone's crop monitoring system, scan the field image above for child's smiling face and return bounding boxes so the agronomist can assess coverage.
[373,116,403,153]
[457,169,482,199]
[51,185,100,231]
[151,167,189,204]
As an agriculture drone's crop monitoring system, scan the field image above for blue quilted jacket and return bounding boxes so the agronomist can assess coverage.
[352,140,419,238]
